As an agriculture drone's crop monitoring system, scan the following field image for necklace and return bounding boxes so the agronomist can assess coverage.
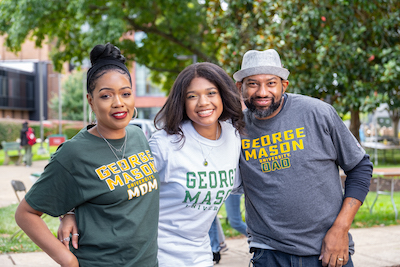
[96,127,128,161]
[197,124,219,167]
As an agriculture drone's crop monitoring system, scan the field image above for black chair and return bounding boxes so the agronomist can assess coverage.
[11,180,26,203]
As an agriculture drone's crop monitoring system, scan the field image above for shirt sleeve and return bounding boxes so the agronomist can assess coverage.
[232,134,244,195]
[148,132,169,183]
[343,154,373,203]
[25,159,84,217]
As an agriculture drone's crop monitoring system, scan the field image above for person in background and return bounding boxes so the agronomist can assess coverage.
[20,121,33,167]
[15,43,159,267]
[233,49,373,267]
[209,193,247,263]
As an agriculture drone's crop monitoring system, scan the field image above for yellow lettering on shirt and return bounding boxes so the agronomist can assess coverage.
[95,166,111,180]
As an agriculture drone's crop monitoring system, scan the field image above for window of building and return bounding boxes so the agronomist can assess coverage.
[0,68,35,109]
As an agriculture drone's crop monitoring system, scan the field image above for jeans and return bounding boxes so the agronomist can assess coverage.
[209,217,223,252]
[224,194,247,235]
[250,248,354,267]
[208,194,247,252]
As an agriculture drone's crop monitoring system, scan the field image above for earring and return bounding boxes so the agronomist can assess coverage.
[132,107,138,120]
[90,110,97,125]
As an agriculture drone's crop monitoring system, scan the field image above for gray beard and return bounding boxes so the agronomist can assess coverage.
[244,96,282,119]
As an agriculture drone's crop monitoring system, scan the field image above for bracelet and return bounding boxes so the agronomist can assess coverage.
[59,208,76,221]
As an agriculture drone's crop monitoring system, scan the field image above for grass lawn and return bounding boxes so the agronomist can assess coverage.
[0,204,59,253]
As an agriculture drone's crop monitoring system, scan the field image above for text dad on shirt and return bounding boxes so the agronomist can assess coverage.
[241,127,306,173]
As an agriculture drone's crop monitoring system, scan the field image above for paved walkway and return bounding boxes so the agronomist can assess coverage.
[1,160,400,266]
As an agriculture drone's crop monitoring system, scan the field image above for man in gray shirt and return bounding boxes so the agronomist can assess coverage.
[233,49,372,267]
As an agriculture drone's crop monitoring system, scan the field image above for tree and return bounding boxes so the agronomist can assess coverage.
[377,46,400,144]
[1,0,400,140]
[207,0,400,140]
[50,70,86,121]
[0,0,219,91]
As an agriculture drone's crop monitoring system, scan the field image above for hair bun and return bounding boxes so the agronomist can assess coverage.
[90,43,126,65]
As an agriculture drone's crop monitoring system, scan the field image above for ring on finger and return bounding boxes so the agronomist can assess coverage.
[72,233,79,236]
[337,257,344,261]
[62,237,71,242]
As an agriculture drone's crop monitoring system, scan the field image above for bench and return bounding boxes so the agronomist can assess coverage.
[1,141,23,165]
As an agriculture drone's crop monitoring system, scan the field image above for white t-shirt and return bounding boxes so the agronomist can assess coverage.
[149,120,241,267]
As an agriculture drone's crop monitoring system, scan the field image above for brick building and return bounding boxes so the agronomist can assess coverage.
[0,35,167,123]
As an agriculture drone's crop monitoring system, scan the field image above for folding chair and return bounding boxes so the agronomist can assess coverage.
[10,180,27,241]
[11,180,26,202]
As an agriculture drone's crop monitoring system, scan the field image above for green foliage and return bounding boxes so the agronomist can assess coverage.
[50,70,86,121]
[1,0,400,138]
[0,122,21,144]
[63,127,82,139]
[206,0,400,139]
[0,0,220,92]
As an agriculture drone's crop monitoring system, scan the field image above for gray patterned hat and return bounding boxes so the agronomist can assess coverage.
[233,49,290,81]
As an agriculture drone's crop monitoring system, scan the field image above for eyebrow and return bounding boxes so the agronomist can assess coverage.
[99,86,132,92]
[186,87,217,94]
[246,77,279,82]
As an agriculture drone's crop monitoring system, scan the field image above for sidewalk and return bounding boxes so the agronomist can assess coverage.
[1,161,400,266]
[0,159,48,208]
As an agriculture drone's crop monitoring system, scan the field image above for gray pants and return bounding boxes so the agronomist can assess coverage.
[23,145,32,166]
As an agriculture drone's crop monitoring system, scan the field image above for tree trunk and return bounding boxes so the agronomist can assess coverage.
[349,108,361,142]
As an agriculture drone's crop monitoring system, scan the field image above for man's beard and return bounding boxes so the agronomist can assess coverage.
[244,95,282,119]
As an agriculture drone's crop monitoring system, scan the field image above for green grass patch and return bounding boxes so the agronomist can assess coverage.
[352,191,400,228]
[0,204,59,253]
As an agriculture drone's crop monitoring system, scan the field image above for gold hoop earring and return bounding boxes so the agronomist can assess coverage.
[132,107,138,120]
[90,110,96,125]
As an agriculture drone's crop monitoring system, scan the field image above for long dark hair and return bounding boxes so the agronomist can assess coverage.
[154,62,245,142]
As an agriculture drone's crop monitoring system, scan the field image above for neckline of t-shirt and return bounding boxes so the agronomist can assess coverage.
[183,120,225,147]
[83,126,128,145]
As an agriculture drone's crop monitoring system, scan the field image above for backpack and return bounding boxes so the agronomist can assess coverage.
[26,127,37,146]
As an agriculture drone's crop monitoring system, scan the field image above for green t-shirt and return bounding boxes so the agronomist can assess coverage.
[26,125,159,267]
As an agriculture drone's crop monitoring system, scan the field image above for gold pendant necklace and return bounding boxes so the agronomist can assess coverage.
[197,124,219,167]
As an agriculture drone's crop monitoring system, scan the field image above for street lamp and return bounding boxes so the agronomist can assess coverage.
[37,61,47,155]
[49,73,63,134]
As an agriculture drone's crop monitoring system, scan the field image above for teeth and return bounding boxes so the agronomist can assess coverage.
[114,112,125,116]
[198,110,213,116]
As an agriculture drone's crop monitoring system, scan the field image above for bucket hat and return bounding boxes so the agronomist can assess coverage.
[233,49,290,81]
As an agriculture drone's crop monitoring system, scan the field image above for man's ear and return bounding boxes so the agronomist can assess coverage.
[282,80,289,93]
